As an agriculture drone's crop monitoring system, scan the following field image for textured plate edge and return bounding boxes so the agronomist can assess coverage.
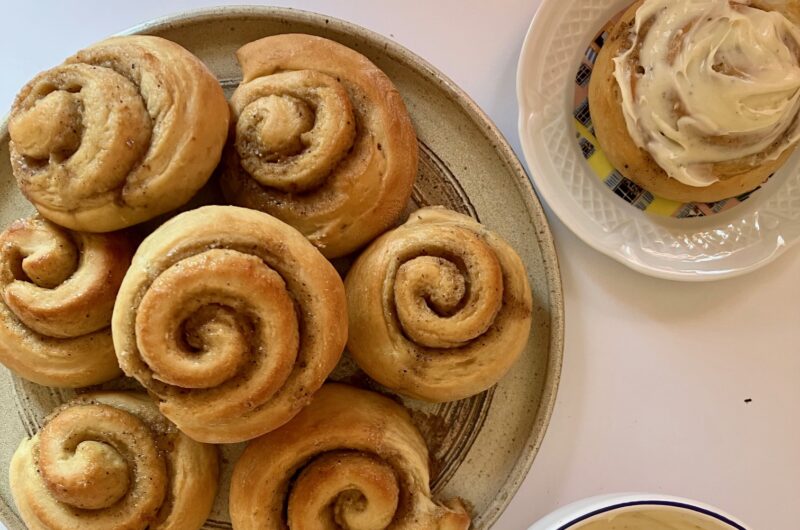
[0,6,565,529]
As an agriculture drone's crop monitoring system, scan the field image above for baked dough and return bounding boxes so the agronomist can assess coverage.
[8,35,229,231]
[221,34,418,258]
[345,207,533,402]
[112,205,347,443]
[9,392,218,530]
[229,383,471,530]
[0,217,131,387]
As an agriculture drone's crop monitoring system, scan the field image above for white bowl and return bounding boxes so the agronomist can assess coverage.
[527,493,750,530]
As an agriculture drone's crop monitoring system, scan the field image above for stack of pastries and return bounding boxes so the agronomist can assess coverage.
[0,31,534,530]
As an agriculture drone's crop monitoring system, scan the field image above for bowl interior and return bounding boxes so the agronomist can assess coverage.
[563,502,746,530]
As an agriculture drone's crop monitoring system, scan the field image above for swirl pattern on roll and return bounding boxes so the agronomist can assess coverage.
[221,34,418,258]
[230,383,471,530]
[10,392,218,530]
[111,205,348,443]
[345,207,533,402]
[8,35,229,232]
[0,216,132,387]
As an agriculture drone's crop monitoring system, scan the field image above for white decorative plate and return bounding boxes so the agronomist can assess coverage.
[517,0,800,281]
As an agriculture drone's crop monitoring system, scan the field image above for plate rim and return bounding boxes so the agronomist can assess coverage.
[0,6,565,528]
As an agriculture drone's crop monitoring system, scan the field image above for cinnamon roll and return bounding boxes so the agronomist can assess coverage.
[0,216,132,387]
[220,34,418,258]
[229,383,470,530]
[8,35,229,232]
[111,205,348,443]
[345,207,533,402]
[9,392,218,530]
[589,0,800,202]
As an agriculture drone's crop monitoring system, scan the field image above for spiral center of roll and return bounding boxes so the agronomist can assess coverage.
[287,452,400,530]
[251,95,315,157]
[8,62,153,209]
[392,228,505,350]
[232,69,357,193]
[135,248,299,392]
[397,256,466,317]
[136,256,252,389]
[10,90,83,161]
[50,440,130,509]
[36,404,166,512]
[0,219,78,290]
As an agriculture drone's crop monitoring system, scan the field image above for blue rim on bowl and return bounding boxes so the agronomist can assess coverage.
[558,500,747,530]
[527,493,751,530]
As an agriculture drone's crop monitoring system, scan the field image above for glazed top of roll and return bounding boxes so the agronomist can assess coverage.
[614,0,800,187]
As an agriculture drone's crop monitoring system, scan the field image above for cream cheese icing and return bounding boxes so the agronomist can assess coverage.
[613,0,800,187]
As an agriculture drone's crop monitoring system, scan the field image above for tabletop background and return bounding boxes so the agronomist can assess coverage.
[1,1,798,529]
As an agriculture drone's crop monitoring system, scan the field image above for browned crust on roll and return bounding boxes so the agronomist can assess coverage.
[9,392,218,530]
[8,35,230,232]
[221,34,418,258]
[344,207,532,403]
[112,205,348,443]
[229,383,470,530]
[0,217,133,387]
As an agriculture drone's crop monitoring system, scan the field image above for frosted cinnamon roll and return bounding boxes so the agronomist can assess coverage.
[10,392,218,530]
[589,0,800,202]
[345,207,533,402]
[111,205,347,443]
[220,34,418,258]
[0,216,132,387]
[230,383,470,530]
[8,35,229,232]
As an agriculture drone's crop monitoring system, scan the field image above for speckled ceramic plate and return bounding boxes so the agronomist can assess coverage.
[0,7,563,529]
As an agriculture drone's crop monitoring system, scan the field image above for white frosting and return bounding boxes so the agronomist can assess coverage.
[613,0,800,187]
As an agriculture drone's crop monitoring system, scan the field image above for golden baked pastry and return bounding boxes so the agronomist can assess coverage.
[8,35,229,232]
[230,383,470,530]
[0,217,132,387]
[345,207,532,402]
[589,0,800,202]
[220,34,418,258]
[112,205,347,443]
[10,391,218,530]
